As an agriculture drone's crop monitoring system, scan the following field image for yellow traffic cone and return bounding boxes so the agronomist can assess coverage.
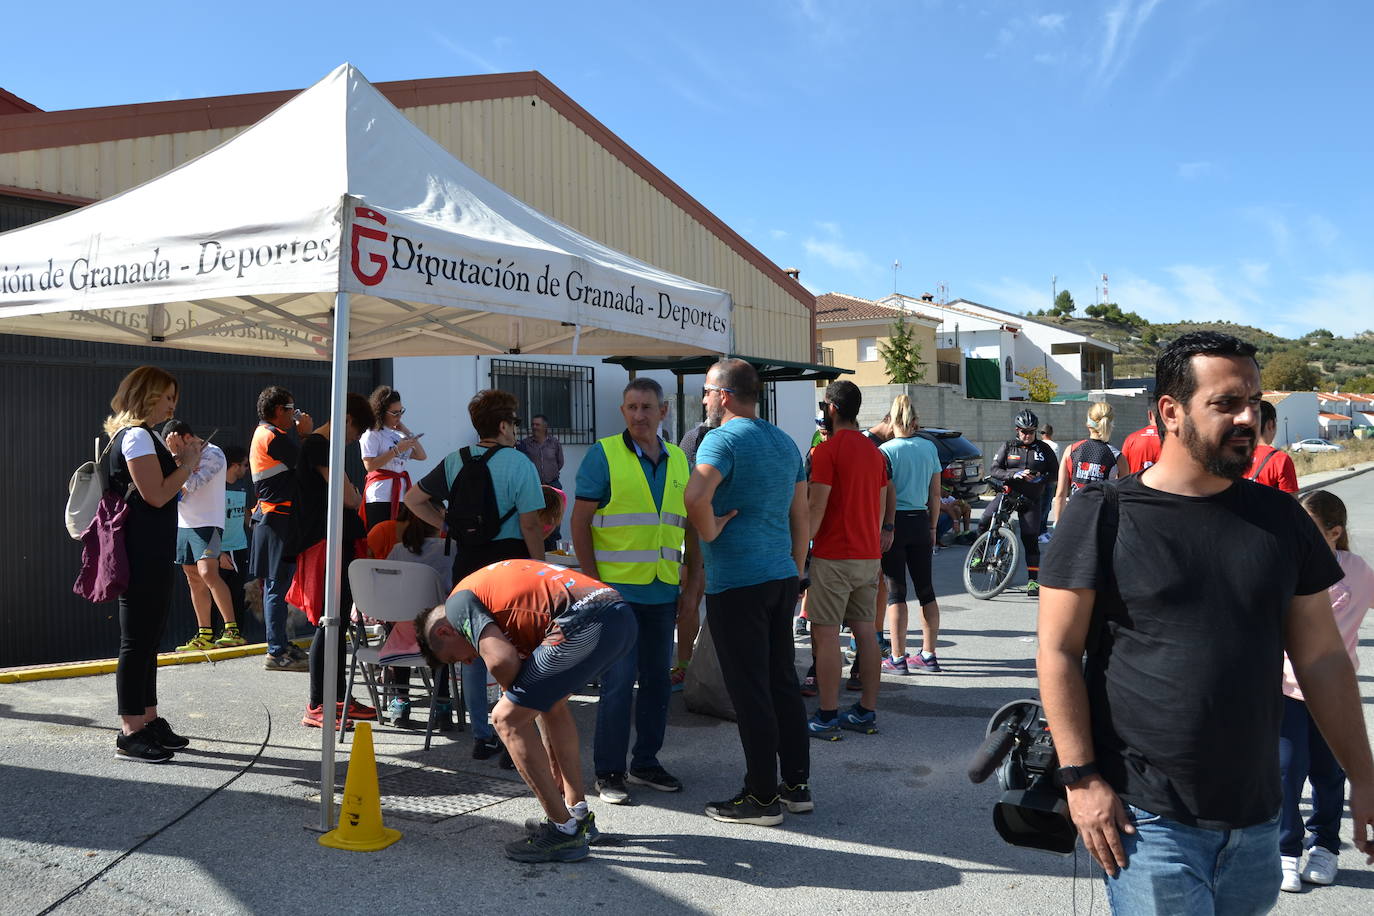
[319,721,402,851]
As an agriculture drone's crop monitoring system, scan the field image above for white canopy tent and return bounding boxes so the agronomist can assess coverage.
[0,63,731,830]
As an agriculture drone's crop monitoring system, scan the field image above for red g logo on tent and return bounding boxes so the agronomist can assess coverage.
[350,206,388,286]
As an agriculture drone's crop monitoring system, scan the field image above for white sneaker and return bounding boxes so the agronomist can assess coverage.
[1300,846,1338,885]
[1280,855,1301,893]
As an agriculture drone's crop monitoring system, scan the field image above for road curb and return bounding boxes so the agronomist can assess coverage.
[0,637,313,684]
[1296,461,1374,495]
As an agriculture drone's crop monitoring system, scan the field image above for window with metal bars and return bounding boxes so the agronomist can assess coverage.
[489,359,596,444]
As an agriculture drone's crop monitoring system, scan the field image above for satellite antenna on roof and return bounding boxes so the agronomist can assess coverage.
[893,260,901,295]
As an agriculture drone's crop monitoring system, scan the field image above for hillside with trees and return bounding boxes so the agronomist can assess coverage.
[1024,298,1374,392]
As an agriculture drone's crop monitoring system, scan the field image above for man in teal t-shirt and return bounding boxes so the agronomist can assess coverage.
[685,358,810,828]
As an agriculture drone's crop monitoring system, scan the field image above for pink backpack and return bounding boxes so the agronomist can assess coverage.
[73,484,131,603]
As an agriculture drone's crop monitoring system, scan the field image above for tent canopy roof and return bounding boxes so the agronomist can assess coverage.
[603,353,850,383]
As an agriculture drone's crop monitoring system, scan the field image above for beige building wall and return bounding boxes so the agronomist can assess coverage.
[818,319,938,387]
[0,77,811,361]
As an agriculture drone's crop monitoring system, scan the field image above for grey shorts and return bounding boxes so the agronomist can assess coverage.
[176,526,223,565]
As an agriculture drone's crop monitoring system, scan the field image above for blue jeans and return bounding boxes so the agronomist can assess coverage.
[1104,804,1281,915]
[262,562,294,657]
[462,657,493,740]
[593,601,676,777]
[1278,695,1345,856]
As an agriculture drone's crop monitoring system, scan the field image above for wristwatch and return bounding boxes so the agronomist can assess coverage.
[881,523,895,532]
[1056,761,1099,787]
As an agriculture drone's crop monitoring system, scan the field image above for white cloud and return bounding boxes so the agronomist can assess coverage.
[803,237,877,275]
[1035,13,1067,31]
[1177,160,1212,180]
[1095,0,1164,91]
[1290,271,1374,337]
[1240,261,1270,286]
[769,229,789,240]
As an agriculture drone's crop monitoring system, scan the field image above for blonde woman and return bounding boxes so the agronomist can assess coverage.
[104,366,203,763]
[1053,401,1129,523]
[877,395,944,673]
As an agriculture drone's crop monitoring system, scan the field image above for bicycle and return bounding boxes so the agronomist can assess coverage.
[962,479,1032,600]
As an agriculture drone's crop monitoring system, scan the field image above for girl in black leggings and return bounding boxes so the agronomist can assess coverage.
[105,366,203,763]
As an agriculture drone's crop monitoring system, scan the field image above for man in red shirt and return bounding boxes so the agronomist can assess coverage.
[805,381,895,740]
[417,560,635,863]
[1247,400,1299,493]
[1121,407,1162,473]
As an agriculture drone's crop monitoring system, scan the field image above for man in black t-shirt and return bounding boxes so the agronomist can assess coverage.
[1038,332,1373,913]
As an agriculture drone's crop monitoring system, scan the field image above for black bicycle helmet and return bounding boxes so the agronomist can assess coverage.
[1014,409,1039,430]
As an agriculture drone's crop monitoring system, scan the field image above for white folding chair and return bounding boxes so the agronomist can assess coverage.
[344,560,459,750]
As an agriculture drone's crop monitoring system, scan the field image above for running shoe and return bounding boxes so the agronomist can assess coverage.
[881,655,910,675]
[264,652,308,672]
[777,782,814,814]
[628,766,683,793]
[504,820,590,863]
[838,704,879,735]
[807,711,843,741]
[800,674,818,697]
[1280,855,1302,893]
[286,643,310,662]
[214,627,247,648]
[301,704,353,729]
[1025,580,1040,598]
[703,790,784,826]
[339,699,377,721]
[595,774,631,805]
[525,811,604,845]
[387,698,412,727]
[433,700,455,732]
[793,616,809,636]
[1301,847,1338,886]
[116,728,173,763]
[472,735,502,760]
[177,634,216,652]
[908,652,942,673]
[669,664,687,694]
[145,717,190,749]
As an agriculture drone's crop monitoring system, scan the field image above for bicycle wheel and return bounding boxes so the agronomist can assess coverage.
[962,526,1022,600]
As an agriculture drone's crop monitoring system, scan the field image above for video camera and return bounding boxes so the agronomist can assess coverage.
[967,698,1077,855]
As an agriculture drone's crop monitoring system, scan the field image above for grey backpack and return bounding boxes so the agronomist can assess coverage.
[66,437,115,539]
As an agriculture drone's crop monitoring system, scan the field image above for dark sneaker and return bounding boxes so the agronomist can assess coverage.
[525,811,604,845]
[704,790,784,826]
[596,774,631,804]
[145,717,190,749]
[838,704,879,735]
[504,820,590,863]
[778,782,814,814]
[845,673,862,692]
[472,735,503,760]
[286,643,310,662]
[807,712,843,741]
[433,701,455,733]
[628,766,683,793]
[800,675,818,697]
[264,652,308,672]
[499,747,515,770]
[1025,580,1040,598]
[116,728,174,763]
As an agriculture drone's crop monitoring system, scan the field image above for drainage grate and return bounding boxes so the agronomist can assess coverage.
[377,765,528,823]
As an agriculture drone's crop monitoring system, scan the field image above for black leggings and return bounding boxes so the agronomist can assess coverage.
[116,521,176,716]
[882,510,936,606]
[979,492,1043,577]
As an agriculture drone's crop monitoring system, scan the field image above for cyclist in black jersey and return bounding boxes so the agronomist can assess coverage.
[976,409,1058,596]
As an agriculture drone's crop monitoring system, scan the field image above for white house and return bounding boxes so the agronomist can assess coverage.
[1264,391,1320,447]
[877,294,1119,400]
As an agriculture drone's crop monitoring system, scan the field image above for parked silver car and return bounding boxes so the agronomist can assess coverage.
[1290,438,1343,453]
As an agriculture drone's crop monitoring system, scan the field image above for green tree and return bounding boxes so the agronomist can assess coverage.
[1260,350,1320,391]
[1343,374,1374,393]
[1050,290,1076,318]
[1304,328,1335,339]
[1015,366,1059,402]
[878,316,925,383]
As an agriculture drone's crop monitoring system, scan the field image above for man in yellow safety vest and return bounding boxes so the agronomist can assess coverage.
[572,377,693,805]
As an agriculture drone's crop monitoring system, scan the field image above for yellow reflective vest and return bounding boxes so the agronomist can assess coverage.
[591,434,688,586]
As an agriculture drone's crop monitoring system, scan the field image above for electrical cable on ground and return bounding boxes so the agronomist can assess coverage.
[35,706,273,916]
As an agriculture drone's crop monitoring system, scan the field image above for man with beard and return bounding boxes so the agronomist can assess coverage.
[1037,332,1374,914]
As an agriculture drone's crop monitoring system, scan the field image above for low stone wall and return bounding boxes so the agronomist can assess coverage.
[858,384,1152,469]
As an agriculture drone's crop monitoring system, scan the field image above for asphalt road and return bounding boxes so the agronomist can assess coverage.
[1,467,1371,914]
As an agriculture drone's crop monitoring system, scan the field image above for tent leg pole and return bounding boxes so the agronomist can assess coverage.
[676,371,685,443]
[319,291,351,833]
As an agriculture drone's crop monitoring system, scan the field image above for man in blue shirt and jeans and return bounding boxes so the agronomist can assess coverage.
[574,377,692,805]
[685,358,811,826]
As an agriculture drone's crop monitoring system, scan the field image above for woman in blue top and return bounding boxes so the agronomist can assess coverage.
[878,395,944,674]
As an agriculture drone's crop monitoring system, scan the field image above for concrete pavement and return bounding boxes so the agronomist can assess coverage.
[1,465,1372,914]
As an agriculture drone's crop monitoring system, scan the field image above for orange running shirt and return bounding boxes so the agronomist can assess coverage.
[443,560,618,656]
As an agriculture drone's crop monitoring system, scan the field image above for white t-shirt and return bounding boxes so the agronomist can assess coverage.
[120,427,157,461]
[179,443,227,530]
[359,427,413,503]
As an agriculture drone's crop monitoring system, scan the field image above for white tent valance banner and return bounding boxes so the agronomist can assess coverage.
[0,63,732,357]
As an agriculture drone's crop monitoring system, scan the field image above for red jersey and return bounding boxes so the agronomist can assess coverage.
[1246,444,1298,494]
[1121,425,1161,473]
[809,428,888,560]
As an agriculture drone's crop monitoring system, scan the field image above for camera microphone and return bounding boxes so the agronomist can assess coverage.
[968,722,1017,784]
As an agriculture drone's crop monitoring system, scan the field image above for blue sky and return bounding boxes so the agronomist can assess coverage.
[8,1,1373,337]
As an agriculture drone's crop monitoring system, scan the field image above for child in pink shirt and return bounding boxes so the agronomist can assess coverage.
[1278,490,1374,891]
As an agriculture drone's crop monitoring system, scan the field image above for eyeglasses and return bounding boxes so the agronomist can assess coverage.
[703,384,734,394]
[1016,427,1037,434]
[387,408,406,417]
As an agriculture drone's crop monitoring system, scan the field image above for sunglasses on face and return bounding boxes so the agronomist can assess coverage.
[387,408,406,417]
